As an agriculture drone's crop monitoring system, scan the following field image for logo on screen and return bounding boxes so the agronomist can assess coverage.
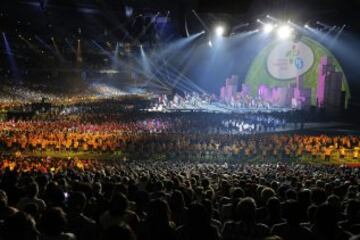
[294,57,304,70]
[267,41,314,80]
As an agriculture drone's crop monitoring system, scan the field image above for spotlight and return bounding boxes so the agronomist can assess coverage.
[208,40,213,47]
[215,26,225,36]
[257,19,260,23]
[304,24,309,28]
[263,23,274,33]
[266,15,270,18]
[277,25,293,40]
[201,30,206,34]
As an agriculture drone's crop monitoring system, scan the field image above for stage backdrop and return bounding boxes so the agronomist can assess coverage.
[244,35,350,107]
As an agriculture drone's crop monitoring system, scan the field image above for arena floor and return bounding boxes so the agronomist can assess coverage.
[6,122,359,166]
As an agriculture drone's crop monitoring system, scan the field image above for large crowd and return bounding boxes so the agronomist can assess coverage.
[0,101,354,163]
[0,98,359,240]
[0,158,359,240]
[1,123,359,163]
[0,100,305,158]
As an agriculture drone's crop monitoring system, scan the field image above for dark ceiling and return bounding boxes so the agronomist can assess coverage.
[4,0,360,22]
[2,0,359,39]
[2,0,358,35]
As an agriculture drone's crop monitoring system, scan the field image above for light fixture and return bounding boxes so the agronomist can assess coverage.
[277,25,293,39]
[264,23,275,33]
[215,26,225,36]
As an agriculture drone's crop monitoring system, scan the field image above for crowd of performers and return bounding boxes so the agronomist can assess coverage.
[1,126,359,163]
[0,98,357,164]
[154,92,274,111]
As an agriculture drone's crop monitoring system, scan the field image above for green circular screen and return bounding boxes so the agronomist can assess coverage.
[244,36,350,107]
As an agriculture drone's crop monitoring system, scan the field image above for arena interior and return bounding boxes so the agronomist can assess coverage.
[1,0,360,239]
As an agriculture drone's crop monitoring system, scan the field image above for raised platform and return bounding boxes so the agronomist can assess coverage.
[149,101,294,114]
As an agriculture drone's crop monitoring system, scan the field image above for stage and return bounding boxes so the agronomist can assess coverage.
[148,101,294,114]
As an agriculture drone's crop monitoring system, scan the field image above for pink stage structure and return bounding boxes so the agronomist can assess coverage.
[220,75,239,102]
[257,75,313,109]
[220,56,344,111]
[220,75,312,109]
[316,56,343,112]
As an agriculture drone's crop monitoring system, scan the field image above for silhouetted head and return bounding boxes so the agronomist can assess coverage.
[68,191,87,213]
[3,212,40,240]
[236,197,257,223]
[40,207,67,236]
[109,193,128,216]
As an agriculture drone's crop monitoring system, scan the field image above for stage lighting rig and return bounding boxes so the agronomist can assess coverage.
[215,25,225,37]
[277,25,293,39]
[264,23,275,33]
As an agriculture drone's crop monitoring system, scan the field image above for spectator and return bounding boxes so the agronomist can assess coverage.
[138,199,176,240]
[17,182,46,213]
[66,191,98,240]
[39,207,76,240]
[261,197,285,228]
[177,203,220,240]
[222,197,269,240]
[99,192,139,231]
[271,200,313,240]
[1,212,40,240]
[339,200,360,235]
[0,189,18,221]
[311,204,352,240]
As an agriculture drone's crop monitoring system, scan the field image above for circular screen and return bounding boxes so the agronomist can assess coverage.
[244,36,350,107]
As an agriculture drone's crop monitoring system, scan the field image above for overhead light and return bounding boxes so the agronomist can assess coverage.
[208,40,213,47]
[263,23,275,33]
[215,25,225,36]
[277,25,293,39]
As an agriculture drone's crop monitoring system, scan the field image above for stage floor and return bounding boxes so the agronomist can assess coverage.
[150,102,293,113]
